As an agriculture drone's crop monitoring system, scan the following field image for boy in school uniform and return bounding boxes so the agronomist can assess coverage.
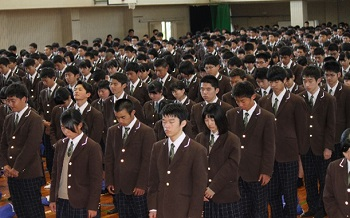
[148,103,207,218]
[259,66,308,218]
[0,83,45,217]
[227,81,276,218]
[154,58,178,100]
[125,62,150,106]
[179,60,200,103]
[298,66,336,218]
[254,67,272,97]
[63,66,80,99]
[105,99,156,218]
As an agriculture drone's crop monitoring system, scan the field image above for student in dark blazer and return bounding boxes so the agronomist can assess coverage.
[227,81,276,218]
[105,99,156,218]
[195,103,241,218]
[285,68,305,94]
[0,87,12,143]
[258,66,308,218]
[191,75,233,136]
[0,83,45,217]
[73,81,104,145]
[323,128,350,217]
[148,103,207,218]
[169,81,195,120]
[38,68,60,178]
[298,66,336,218]
[49,109,102,218]
[179,60,200,102]
[254,67,273,97]
[125,62,150,106]
[143,81,172,128]
[154,58,178,100]
[278,46,303,85]
[323,61,350,161]
[50,87,75,146]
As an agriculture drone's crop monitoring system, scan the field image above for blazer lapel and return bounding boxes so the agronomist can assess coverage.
[275,92,290,117]
[210,133,228,155]
[169,136,190,168]
[13,108,31,134]
[244,106,261,132]
[70,134,88,161]
[124,120,141,146]
[82,104,92,120]
[312,90,324,111]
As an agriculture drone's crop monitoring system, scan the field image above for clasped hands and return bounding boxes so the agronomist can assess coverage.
[3,165,19,178]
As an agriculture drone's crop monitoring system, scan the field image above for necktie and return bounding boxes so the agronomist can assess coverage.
[169,143,175,162]
[263,90,267,96]
[130,85,134,95]
[329,88,333,95]
[58,71,62,78]
[186,80,190,87]
[30,76,34,84]
[154,102,159,113]
[14,113,19,127]
[243,112,249,127]
[83,77,87,82]
[348,171,350,186]
[209,134,215,153]
[273,98,279,114]
[48,89,52,99]
[67,141,74,157]
[309,95,314,108]
[123,127,130,144]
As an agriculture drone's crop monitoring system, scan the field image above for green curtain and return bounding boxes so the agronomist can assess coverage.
[210,4,231,31]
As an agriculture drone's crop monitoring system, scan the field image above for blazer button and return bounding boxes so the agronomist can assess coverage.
[46,111,49,113]
[68,185,71,189]
[309,125,313,128]
[346,201,349,205]
[31,95,34,98]
[167,171,171,174]
[31,89,34,92]
[166,182,169,186]
[310,135,313,138]
[347,188,350,192]
[9,156,12,159]
[208,179,212,182]
[242,135,246,138]
[208,167,210,171]
[10,146,14,149]
[69,162,72,165]
[152,115,155,117]
[68,174,71,177]
[120,159,124,163]
[310,116,313,119]
[275,118,277,121]
[241,146,244,149]
[122,149,125,152]
[47,104,50,107]
[114,120,117,123]
[12,136,15,139]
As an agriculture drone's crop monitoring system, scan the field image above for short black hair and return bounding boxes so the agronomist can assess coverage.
[254,67,269,80]
[200,75,219,89]
[23,58,35,68]
[244,54,256,64]
[53,55,65,64]
[54,87,71,105]
[5,83,28,99]
[125,62,140,73]
[202,103,228,135]
[114,98,134,114]
[228,57,243,68]
[279,46,293,56]
[324,61,341,73]
[344,72,350,80]
[232,81,255,98]
[313,47,325,56]
[78,60,92,69]
[178,61,195,75]
[64,66,79,75]
[110,73,128,85]
[40,67,56,79]
[153,58,168,68]
[60,108,87,133]
[267,66,287,82]
[29,43,38,49]
[229,68,246,79]
[76,81,93,94]
[0,57,9,66]
[160,103,188,123]
[97,80,111,92]
[169,80,186,92]
[203,55,220,66]
[302,65,321,80]
[340,128,350,152]
[148,81,164,94]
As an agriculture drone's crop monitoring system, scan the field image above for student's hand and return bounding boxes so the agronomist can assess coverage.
[203,196,209,202]
[3,165,11,177]
[88,210,97,218]
[204,187,215,199]
[43,120,51,127]
[323,148,332,160]
[133,187,145,196]
[258,174,271,186]
[107,185,115,195]
[149,211,157,218]
[9,168,19,177]
[49,202,56,212]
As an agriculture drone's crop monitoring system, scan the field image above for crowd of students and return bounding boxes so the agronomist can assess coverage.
[0,21,350,217]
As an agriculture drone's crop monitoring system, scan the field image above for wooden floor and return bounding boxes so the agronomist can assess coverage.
[0,159,322,217]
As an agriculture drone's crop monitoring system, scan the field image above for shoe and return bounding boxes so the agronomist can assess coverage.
[107,208,118,215]
[101,189,108,195]
[297,177,304,188]
[314,209,326,218]
[44,184,51,189]
[300,210,315,217]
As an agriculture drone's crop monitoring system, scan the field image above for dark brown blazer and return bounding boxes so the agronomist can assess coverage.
[227,105,276,182]
[103,94,145,129]
[290,62,304,85]
[154,119,194,141]
[91,98,104,113]
[198,74,231,101]
[50,134,102,210]
[125,80,150,106]
[80,104,104,144]
[38,85,60,121]
[174,97,195,120]
[323,158,350,217]
[195,131,241,203]
[190,100,233,136]
[255,88,273,97]
[49,103,75,146]
[148,136,208,218]
[289,84,305,94]
[323,83,350,143]
[259,91,308,162]
[185,76,201,103]
[222,91,262,108]
[299,90,336,155]
[22,74,45,110]
[0,104,12,143]
[160,75,178,100]
[0,108,44,179]
[143,99,172,128]
[105,120,156,195]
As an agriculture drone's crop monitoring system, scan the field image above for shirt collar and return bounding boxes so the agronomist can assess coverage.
[16,105,29,121]
[156,96,165,104]
[161,73,170,83]
[69,132,84,153]
[131,78,140,87]
[272,88,287,102]
[188,74,195,83]
[243,101,257,117]
[287,83,295,92]
[75,101,89,114]
[49,83,57,93]
[307,87,320,100]
[327,81,339,91]
[168,131,186,153]
[282,60,293,69]
[114,91,125,102]
[261,86,271,95]
[205,96,218,104]
[124,117,137,132]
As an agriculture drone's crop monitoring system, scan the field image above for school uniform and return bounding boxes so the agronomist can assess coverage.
[287,83,305,94]
[13,66,25,78]
[299,89,336,215]
[201,73,231,100]
[50,134,103,217]
[0,107,45,218]
[195,131,241,218]
[105,119,156,218]
[49,101,74,146]
[184,75,201,103]
[259,90,308,218]
[0,104,12,143]
[158,74,178,100]
[279,61,303,85]
[323,158,350,217]
[143,98,172,128]
[174,97,195,120]
[190,99,233,136]
[126,79,151,106]
[153,119,194,141]
[256,87,273,97]
[148,134,208,218]
[227,104,276,218]
[22,73,45,110]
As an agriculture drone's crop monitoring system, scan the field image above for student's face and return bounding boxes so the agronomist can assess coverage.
[114,109,135,127]
[126,71,138,83]
[74,84,91,101]
[155,66,168,79]
[204,115,218,133]
[319,34,327,43]
[79,67,91,76]
[230,76,244,87]
[200,82,219,102]
[237,53,245,60]
[303,76,321,94]
[61,123,82,139]
[235,95,256,111]
[344,79,350,87]
[125,50,134,59]
[172,88,185,100]
[314,55,324,64]
[78,48,86,57]
[280,55,291,65]
[324,71,340,87]
[256,78,269,90]
[138,70,150,80]
[44,47,52,56]
[255,58,268,68]
[296,49,305,57]
[65,56,72,63]
[29,46,36,54]
[6,96,27,112]
[204,64,219,76]
[70,47,77,54]
[269,79,286,96]
[65,72,79,85]
[109,79,126,96]
[328,50,339,59]
[0,64,9,74]
[148,92,162,101]
[166,44,174,52]
[41,77,55,88]
[285,77,295,88]
[343,36,350,43]
[98,88,110,100]
[107,66,118,75]
[162,115,186,140]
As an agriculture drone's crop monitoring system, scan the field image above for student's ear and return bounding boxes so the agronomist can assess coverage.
[86,92,91,98]
[180,119,187,128]
[122,83,127,89]
[215,88,219,94]
[251,93,256,100]
[316,78,322,84]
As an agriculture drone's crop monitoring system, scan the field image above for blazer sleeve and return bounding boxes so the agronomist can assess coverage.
[0,116,10,167]
[294,96,308,154]
[105,127,115,187]
[324,96,336,151]
[50,107,59,146]
[87,141,103,211]
[50,140,61,203]
[260,112,276,176]
[147,143,160,210]
[89,109,104,143]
